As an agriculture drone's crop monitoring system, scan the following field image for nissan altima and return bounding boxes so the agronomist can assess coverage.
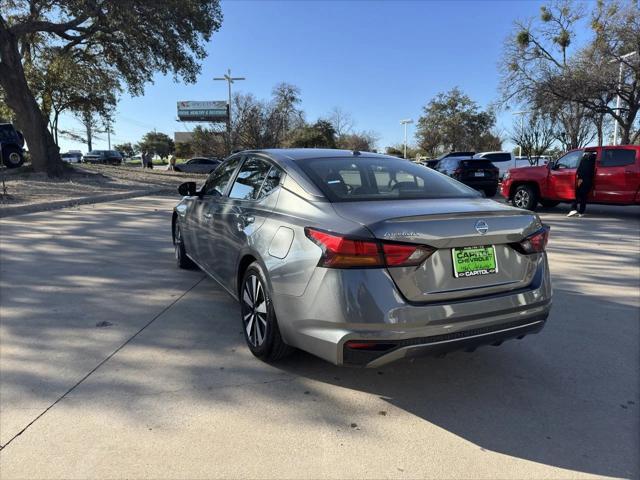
[172,149,551,367]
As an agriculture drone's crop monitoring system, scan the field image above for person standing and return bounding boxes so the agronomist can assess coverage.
[169,154,176,171]
[141,150,148,169]
[567,151,596,217]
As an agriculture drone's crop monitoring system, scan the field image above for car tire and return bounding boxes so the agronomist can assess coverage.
[540,200,560,209]
[1,145,24,169]
[240,262,293,362]
[512,184,538,210]
[173,223,196,269]
[483,187,497,198]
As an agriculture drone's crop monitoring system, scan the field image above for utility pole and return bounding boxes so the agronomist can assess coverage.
[106,118,111,150]
[512,110,529,158]
[612,51,637,145]
[400,119,413,159]
[214,69,245,150]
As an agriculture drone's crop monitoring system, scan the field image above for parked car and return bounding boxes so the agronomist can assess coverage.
[437,151,476,160]
[172,149,551,367]
[174,157,221,174]
[0,123,25,168]
[435,156,499,197]
[61,151,82,163]
[83,150,123,165]
[501,145,640,210]
[473,151,529,179]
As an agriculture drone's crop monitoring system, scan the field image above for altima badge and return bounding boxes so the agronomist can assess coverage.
[475,220,489,235]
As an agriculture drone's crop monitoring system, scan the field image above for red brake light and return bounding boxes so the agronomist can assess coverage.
[516,225,550,254]
[305,228,434,268]
[382,243,433,266]
[305,228,383,268]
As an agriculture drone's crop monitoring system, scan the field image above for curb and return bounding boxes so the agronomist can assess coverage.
[0,188,174,218]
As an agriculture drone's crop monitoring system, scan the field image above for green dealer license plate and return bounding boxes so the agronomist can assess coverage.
[452,245,498,278]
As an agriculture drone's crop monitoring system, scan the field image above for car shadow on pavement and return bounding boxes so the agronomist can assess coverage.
[275,287,638,479]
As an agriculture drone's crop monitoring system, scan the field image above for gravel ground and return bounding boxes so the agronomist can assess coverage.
[0,164,205,210]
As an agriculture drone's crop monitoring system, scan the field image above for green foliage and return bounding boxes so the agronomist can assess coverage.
[174,142,194,159]
[114,142,136,158]
[137,131,175,159]
[191,126,226,157]
[415,88,497,156]
[0,88,13,122]
[0,0,223,174]
[286,120,337,148]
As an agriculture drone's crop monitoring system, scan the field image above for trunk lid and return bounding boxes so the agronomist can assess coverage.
[332,198,544,303]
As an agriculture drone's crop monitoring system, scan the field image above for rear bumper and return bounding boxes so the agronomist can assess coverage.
[459,178,499,190]
[342,315,547,367]
[272,254,552,367]
[500,179,512,198]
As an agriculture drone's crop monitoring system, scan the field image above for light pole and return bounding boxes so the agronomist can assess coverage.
[612,51,637,145]
[512,110,530,158]
[214,68,246,146]
[400,119,413,159]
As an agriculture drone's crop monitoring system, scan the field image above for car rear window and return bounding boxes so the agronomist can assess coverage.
[298,156,479,202]
[601,149,636,167]
[480,153,511,162]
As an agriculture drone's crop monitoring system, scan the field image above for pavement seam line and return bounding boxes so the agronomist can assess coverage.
[0,274,207,452]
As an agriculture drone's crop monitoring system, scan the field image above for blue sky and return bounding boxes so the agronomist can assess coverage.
[58,0,552,153]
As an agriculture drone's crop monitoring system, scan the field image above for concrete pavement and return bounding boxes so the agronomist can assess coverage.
[0,197,638,479]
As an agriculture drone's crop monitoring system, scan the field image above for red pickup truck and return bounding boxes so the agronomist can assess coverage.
[501,145,640,210]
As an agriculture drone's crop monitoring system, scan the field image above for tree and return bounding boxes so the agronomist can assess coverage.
[0,1,223,176]
[190,126,226,157]
[510,113,557,160]
[174,142,194,159]
[34,49,119,146]
[114,142,136,158]
[415,88,497,156]
[501,0,640,145]
[137,131,175,159]
[336,131,378,151]
[286,120,337,148]
[328,107,354,138]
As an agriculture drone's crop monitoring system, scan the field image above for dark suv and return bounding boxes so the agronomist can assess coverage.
[0,123,25,168]
[435,157,499,197]
[83,150,123,165]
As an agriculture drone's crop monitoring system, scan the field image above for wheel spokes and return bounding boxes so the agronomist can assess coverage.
[243,274,268,347]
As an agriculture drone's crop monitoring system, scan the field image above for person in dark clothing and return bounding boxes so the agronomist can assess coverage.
[567,151,596,217]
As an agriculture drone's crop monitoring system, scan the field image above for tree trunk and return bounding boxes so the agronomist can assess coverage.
[0,28,64,176]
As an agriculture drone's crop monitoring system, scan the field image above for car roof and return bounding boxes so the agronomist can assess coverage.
[240,148,392,162]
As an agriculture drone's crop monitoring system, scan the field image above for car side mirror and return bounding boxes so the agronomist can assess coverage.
[178,181,197,196]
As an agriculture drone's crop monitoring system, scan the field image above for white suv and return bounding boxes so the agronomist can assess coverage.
[473,151,531,179]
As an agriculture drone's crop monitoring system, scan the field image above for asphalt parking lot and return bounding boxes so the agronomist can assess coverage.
[0,196,638,479]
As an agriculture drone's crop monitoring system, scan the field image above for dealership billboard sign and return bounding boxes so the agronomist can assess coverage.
[177,101,228,122]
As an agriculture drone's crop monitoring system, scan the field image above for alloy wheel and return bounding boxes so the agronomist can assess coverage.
[241,274,268,347]
[174,226,182,261]
[514,189,529,208]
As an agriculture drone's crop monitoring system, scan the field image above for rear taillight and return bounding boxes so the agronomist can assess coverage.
[305,228,434,269]
[453,168,463,176]
[513,225,550,254]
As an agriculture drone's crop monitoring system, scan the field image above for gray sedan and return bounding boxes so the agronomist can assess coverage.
[172,149,552,367]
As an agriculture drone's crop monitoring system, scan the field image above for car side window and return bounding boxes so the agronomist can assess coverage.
[256,166,283,200]
[229,157,272,200]
[556,151,582,169]
[600,149,636,167]
[202,157,240,196]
